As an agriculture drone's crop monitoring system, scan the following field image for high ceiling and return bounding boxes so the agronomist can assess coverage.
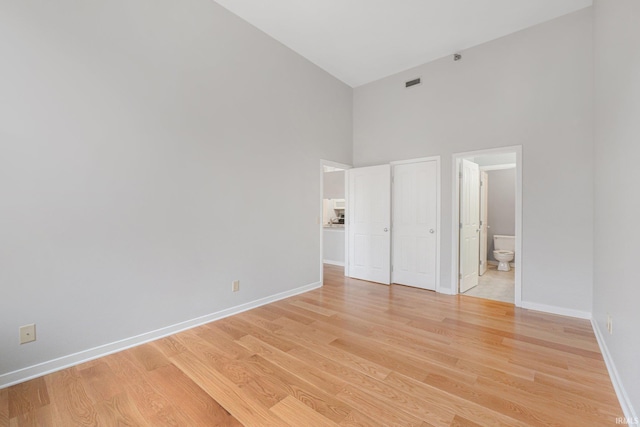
[213,0,592,87]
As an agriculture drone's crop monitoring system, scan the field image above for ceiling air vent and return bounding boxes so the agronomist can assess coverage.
[405,77,421,88]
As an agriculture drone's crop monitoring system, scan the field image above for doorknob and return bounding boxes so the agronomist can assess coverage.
[384,228,388,232]
[429,229,435,234]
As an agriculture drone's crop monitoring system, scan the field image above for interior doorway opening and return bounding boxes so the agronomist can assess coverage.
[452,147,522,306]
[319,160,351,284]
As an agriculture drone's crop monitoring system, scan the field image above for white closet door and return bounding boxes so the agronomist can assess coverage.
[392,161,437,290]
[347,165,391,285]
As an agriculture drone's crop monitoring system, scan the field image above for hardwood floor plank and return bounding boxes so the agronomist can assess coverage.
[533,371,621,408]
[129,342,171,372]
[7,377,49,419]
[151,336,188,359]
[44,367,97,426]
[384,372,531,427]
[287,300,338,317]
[270,395,340,427]
[287,347,456,426]
[78,361,123,403]
[244,354,352,424]
[0,388,8,427]
[288,338,392,381]
[330,337,476,384]
[93,392,148,426]
[259,304,316,325]
[424,372,578,426]
[237,334,345,396]
[449,414,484,427]
[195,324,254,360]
[170,350,289,426]
[338,409,388,427]
[104,352,195,426]
[336,385,425,427]
[146,364,242,426]
[9,405,52,427]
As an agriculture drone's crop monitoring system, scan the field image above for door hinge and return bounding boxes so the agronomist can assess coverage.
[480,220,483,226]
[459,273,463,279]
[459,223,463,229]
[391,265,394,272]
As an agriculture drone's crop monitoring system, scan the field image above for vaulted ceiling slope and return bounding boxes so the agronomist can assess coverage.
[213,0,592,87]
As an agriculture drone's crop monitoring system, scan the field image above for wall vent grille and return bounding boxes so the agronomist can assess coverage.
[405,78,421,88]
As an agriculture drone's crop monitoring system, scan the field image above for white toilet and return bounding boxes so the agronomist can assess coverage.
[493,235,515,272]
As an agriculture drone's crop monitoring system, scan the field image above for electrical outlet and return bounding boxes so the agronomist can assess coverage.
[19,324,36,344]
[607,314,613,334]
[232,280,240,292]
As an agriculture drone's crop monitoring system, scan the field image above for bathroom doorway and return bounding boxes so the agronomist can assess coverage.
[452,146,522,306]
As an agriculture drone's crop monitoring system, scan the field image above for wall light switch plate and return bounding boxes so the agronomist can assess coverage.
[232,280,240,292]
[20,324,36,344]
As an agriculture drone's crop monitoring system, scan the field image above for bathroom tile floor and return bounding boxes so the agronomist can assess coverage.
[463,264,515,303]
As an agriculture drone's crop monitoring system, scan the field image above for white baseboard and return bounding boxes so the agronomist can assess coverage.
[323,259,345,267]
[0,281,321,389]
[520,300,591,320]
[437,285,457,295]
[591,319,638,421]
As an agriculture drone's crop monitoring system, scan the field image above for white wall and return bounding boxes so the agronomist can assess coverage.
[0,0,352,380]
[354,8,594,313]
[323,170,345,199]
[486,168,516,261]
[593,0,640,416]
[323,229,345,265]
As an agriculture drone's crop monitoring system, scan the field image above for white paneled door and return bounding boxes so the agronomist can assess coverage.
[347,164,391,285]
[392,161,438,290]
[459,159,480,293]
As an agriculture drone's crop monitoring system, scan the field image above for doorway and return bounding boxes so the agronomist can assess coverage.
[319,160,351,284]
[452,146,522,306]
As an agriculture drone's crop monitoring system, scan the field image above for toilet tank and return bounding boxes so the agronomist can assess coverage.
[493,235,515,252]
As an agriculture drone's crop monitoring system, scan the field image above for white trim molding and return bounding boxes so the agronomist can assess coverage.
[323,259,345,267]
[0,281,321,389]
[479,163,516,171]
[520,300,591,320]
[591,319,638,421]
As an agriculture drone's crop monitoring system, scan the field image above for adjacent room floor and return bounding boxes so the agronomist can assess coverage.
[463,263,515,303]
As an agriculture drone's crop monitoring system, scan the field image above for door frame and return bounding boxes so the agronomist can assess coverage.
[451,146,522,306]
[479,170,489,276]
[390,156,441,293]
[319,160,352,285]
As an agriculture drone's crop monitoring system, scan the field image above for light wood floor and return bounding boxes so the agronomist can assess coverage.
[1,265,621,426]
